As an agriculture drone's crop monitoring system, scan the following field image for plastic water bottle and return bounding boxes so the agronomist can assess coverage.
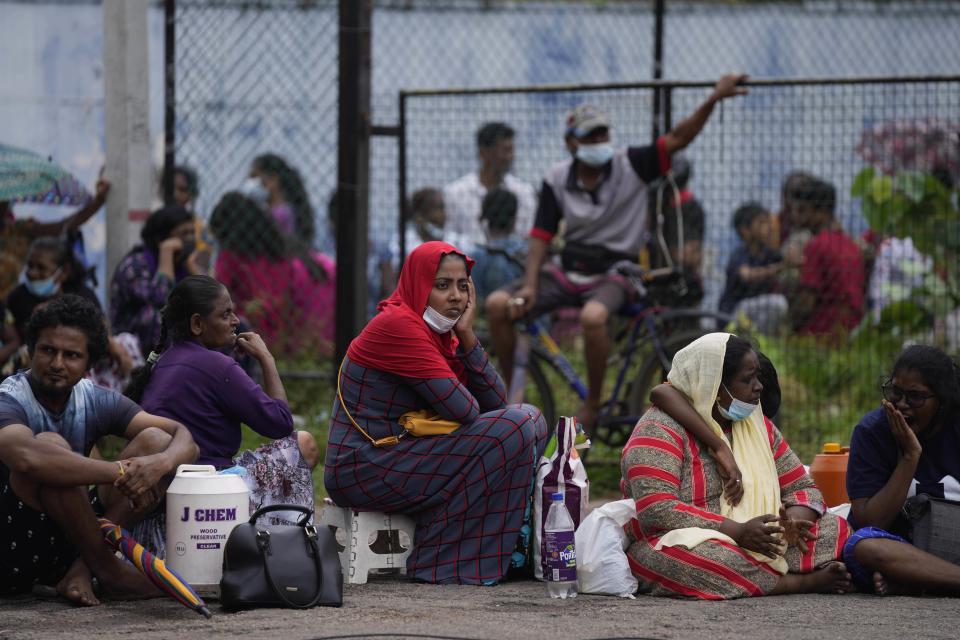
[544,491,577,599]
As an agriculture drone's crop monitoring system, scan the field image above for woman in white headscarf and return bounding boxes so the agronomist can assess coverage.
[621,333,852,599]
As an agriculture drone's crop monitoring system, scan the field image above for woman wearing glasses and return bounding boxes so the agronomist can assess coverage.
[844,344,960,595]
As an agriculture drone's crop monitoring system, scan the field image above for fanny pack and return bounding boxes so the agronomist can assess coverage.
[560,241,636,275]
[337,360,460,447]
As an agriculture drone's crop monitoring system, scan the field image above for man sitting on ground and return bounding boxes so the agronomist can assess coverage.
[486,74,748,431]
[0,295,197,605]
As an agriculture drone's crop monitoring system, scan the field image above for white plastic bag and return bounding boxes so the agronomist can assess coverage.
[575,498,638,598]
[533,416,589,580]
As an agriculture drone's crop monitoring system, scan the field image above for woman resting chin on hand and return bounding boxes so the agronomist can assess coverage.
[843,345,960,596]
[126,275,319,532]
[324,241,549,586]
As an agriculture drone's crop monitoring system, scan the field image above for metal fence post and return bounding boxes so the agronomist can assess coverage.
[163,0,176,206]
[397,91,407,269]
[336,0,373,366]
[651,0,665,139]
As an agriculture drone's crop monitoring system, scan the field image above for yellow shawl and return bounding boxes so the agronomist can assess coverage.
[659,332,787,575]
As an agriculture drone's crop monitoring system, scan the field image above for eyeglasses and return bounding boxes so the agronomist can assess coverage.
[880,381,935,408]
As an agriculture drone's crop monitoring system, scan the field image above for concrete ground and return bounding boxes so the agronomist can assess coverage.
[1,576,957,640]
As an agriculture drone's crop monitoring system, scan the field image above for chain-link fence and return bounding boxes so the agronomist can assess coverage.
[169,0,960,349]
[171,0,339,364]
[398,77,960,458]
[165,0,960,455]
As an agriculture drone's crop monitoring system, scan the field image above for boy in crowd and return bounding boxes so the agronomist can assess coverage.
[404,187,446,255]
[788,178,865,336]
[471,187,527,302]
[718,202,786,334]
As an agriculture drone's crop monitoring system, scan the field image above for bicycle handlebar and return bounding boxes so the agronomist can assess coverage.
[609,260,684,298]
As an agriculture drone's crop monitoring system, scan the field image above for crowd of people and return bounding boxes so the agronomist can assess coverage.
[1,72,958,605]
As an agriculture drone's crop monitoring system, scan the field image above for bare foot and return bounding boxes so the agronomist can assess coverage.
[873,571,890,596]
[98,559,162,600]
[810,561,853,594]
[56,559,100,606]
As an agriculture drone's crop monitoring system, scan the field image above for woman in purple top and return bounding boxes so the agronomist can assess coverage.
[126,275,319,526]
[109,206,201,355]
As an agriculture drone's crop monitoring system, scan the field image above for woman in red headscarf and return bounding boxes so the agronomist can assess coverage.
[324,241,548,585]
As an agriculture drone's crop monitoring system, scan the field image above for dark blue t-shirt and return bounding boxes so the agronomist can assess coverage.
[718,244,782,314]
[846,407,960,529]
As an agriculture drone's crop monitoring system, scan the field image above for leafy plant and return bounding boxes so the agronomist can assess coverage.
[754,329,903,459]
[851,125,960,337]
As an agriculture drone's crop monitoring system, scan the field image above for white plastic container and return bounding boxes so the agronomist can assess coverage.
[165,464,249,596]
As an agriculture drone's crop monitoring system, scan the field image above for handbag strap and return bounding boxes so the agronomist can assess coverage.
[256,526,327,609]
[249,503,313,525]
[337,358,402,447]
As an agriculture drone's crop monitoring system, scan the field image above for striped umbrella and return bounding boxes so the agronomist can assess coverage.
[0,143,91,206]
[98,518,212,619]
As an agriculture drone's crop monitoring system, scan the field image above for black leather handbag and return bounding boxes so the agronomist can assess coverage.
[220,504,343,610]
[903,494,960,565]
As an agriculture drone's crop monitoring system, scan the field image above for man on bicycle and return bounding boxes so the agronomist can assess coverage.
[485,74,748,432]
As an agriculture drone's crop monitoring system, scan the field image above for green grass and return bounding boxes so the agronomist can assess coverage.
[754,328,906,462]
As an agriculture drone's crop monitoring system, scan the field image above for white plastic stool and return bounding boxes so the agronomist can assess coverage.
[319,501,415,585]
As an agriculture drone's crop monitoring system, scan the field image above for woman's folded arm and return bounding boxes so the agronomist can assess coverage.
[406,376,480,424]
[622,420,727,537]
[458,340,507,412]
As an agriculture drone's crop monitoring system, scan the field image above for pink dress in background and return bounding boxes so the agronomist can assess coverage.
[215,249,335,355]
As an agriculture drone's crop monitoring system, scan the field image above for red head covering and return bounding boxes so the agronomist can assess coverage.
[346,241,475,383]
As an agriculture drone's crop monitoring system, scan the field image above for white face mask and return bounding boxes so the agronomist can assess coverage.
[422,305,459,334]
[576,142,615,167]
[240,177,269,205]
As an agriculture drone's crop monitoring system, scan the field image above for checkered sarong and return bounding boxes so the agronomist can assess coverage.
[324,355,548,585]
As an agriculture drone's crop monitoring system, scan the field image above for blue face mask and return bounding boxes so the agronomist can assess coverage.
[576,142,614,167]
[24,270,61,299]
[717,383,758,422]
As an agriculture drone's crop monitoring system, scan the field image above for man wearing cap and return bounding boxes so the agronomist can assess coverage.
[486,74,748,431]
[443,121,538,252]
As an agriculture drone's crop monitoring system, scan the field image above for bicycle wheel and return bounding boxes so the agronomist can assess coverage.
[525,348,557,428]
[477,329,558,427]
[595,329,713,448]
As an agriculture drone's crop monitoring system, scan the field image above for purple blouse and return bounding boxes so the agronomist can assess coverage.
[109,248,188,352]
[140,340,293,467]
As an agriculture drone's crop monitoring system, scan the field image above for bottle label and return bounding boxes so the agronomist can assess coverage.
[543,530,576,582]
